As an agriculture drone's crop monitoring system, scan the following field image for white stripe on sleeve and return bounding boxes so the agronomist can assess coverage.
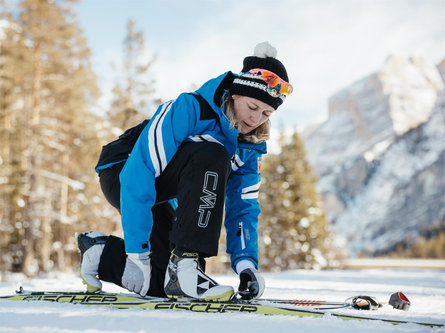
[187,134,223,146]
[241,181,261,200]
[148,100,174,177]
[231,154,245,171]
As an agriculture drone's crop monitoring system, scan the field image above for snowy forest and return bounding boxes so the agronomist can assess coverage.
[0,0,333,276]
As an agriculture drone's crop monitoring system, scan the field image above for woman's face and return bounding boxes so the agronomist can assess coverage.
[232,95,275,134]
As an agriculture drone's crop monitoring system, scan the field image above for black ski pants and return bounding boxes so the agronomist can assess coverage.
[97,142,231,297]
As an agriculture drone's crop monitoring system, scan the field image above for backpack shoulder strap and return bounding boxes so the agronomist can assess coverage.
[191,93,218,121]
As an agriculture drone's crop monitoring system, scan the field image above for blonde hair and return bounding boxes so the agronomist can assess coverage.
[223,93,270,144]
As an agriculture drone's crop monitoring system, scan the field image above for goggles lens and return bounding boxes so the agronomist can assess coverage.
[249,68,293,96]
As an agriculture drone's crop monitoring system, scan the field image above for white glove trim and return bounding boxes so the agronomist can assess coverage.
[236,260,256,275]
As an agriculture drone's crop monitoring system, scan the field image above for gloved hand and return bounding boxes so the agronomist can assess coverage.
[238,268,265,300]
[122,251,151,296]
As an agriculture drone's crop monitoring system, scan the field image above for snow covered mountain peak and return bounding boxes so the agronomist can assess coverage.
[378,54,443,134]
[307,55,443,180]
[304,55,445,256]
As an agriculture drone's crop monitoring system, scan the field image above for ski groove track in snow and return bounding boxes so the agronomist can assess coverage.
[0,269,444,333]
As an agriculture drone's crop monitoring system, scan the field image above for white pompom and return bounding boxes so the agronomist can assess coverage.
[253,41,277,58]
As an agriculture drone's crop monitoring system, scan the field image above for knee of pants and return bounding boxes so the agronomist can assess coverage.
[188,142,231,175]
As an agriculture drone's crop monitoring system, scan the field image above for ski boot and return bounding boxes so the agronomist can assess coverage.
[164,249,234,301]
[76,231,108,293]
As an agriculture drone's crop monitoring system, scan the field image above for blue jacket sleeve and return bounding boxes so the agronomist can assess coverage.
[225,147,264,271]
[119,94,198,253]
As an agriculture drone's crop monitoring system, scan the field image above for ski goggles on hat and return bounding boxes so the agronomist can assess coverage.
[248,68,293,97]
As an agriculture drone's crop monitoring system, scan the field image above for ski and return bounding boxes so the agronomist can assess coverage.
[0,288,442,327]
[259,298,347,307]
[3,287,346,307]
[0,287,349,309]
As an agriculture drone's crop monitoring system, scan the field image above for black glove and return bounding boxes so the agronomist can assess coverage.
[238,268,265,300]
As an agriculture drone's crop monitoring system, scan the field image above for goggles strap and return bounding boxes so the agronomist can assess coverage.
[233,77,286,102]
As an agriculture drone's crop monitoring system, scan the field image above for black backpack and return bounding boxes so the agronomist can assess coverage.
[95,94,215,171]
[95,119,150,171]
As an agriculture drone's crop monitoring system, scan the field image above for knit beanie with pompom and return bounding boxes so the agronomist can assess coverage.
[230,42,290,110]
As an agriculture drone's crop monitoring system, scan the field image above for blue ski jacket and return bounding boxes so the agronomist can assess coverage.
[119,71,267,271]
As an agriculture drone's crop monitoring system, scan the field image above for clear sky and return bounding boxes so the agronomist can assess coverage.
[75,0,445,130]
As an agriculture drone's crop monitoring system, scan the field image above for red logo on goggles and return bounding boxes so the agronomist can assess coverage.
[248,68,293,97]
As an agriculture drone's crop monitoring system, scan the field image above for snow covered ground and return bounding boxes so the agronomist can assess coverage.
[0,268,444,333]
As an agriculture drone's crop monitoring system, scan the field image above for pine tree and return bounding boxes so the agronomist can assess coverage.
[0,0,117,275]
[108,19,158,131]
[259,131,332,270]
[0,3,31,272]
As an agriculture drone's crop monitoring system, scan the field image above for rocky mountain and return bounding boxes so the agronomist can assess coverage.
[304,55,445,256]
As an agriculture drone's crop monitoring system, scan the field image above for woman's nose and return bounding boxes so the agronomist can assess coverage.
[250,111,261,124]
